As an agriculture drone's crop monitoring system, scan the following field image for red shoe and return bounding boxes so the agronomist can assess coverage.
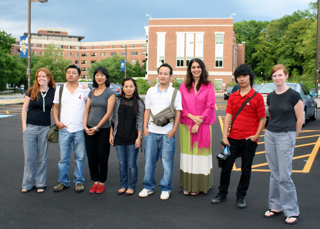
[96,184,105,194]
[89,184,98,194]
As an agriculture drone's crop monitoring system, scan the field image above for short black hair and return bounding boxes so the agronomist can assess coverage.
[92,66,110,88]
[157,63,173,75]
[234,64,255,86]
[66,64,81,76]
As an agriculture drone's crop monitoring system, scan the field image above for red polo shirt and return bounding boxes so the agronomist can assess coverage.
[226,88,265,141]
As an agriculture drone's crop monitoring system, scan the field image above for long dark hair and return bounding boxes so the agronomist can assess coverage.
[121,77,145,116]
[185,58,210,91]
[92,66,110,88]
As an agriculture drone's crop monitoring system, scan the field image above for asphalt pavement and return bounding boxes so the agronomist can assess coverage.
[0,95,320,229]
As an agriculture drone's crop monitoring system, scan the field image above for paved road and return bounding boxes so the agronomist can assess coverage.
[0,98,320,229]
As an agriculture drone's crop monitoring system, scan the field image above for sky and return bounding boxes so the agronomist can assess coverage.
[0,0,314,42]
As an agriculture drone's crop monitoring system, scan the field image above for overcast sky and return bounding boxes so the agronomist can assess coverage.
[0,0,314,42]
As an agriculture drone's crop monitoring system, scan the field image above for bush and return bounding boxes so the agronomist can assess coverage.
[172,78,184,90]
[135,78,151,94]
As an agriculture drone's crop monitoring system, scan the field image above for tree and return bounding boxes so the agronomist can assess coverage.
[89,54,134,83]
[31,43,71,83]
[0,31,25,91]
[132,60,142,78]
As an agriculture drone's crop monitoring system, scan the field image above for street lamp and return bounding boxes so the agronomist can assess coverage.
[27,0,48,88]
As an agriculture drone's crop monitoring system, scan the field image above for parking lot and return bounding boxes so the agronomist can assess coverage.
[0,99,319,229]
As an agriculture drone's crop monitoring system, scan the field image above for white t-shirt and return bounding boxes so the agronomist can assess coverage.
[145,83,182,134]
[53,83,90,133]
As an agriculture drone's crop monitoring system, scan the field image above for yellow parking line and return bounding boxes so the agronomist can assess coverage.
[215,104,218,110]
[258,134,320,144]
[218,116,224,134]
[303,137,320,173]
[255,143,316,155]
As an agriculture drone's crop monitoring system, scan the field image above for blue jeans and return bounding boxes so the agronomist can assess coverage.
[142,133,175,191]
[58,128,86,186]
[115,144,139,190]
[22,124,50,190]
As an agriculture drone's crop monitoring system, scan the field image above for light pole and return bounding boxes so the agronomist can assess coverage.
[27,0,48,88]
[124,45,127,78]
[316,0,320,97]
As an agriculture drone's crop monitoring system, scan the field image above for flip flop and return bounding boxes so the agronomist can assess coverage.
[37,187,46,193]
[285,215,300,225]
[190,192,199,196]
[21,186,34,193]
[264,209,283,218]
[183,190,190,196]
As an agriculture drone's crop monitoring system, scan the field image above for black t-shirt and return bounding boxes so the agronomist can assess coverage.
[267,87,301,132]
[115,97,137,145]
[26,88,55,126]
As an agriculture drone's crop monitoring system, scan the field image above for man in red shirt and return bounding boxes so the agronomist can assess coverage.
[211,64,266,208]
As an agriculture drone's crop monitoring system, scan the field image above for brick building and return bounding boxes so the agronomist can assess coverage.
[145,18,245,91]
[12,28,147,79]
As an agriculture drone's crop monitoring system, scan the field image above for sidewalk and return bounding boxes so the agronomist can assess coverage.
[0,93,25,105]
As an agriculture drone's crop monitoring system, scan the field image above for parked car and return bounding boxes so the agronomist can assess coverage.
[224,87,233,100]
[115,84,122,97]
[259,83,317,123]
[110,83,121,98]
[252,84,263,91]
[309,88,320,97]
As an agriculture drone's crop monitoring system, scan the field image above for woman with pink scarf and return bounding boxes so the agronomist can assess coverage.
[179,58,216,196]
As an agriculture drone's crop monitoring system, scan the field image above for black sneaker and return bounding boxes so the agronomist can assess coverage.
[237,198,247,208]
[211,193,227,204]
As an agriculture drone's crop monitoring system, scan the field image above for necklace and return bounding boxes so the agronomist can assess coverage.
[40,88,49,112]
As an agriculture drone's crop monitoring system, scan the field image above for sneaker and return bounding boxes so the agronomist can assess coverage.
[53,183,68,192]
[210,193,227,204]
[75,183,84,193]
[160,191,171,200]
[139,188,154,197]
[237,198,247,208]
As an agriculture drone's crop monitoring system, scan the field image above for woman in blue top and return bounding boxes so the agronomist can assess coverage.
[110,77,145,196]
[21,68,56,193]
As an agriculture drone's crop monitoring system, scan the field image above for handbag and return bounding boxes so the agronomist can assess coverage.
[47,85,64,143]
[217,91,258,165]
[150,89,178,126]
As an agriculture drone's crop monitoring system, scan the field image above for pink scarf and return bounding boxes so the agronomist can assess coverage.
[179,82,216,152]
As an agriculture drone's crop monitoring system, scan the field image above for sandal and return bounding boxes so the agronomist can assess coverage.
[183,190,190,196]
[21,186,34,193]
[190,192,199,196]
[37,187,46,193]
[264,209,283,218]
[285,215,300,225]
[117,188,127,195]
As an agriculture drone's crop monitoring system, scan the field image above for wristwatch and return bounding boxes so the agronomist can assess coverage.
[94,126,99,132]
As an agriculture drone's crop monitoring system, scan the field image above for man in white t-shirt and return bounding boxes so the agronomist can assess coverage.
[52,64,90,193]
[139,63,182,200]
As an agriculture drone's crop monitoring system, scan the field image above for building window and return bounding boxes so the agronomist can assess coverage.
[32,51,36,55]
[69,45,72,49]
[142,51,147,55]
[131,59,137,64]
[131,51,138,55]
[101,45,104,49]
[81,53,87,57]
[68,53,72,57]
[215,32,224,68]
[81,75,87,79]
[176,33,185,67]
[186,33,194,67]
[157,32,166,66]
[121,44,126,48]
[61,45,63,48]
[81,60,87,64]
[91,46,94,49]
[91,60,96,63]
[131,44,135,48]
[40,44,44,48]
[121,52,125,56]
[40,51,44,55]
[111,45,114,48]
[101,52,106,57]
[195,33,204,60]
[111,52,116,56]
[215,57,223,67]
[142,44,146,47]
[17,48,20,52]
[91,53,97,56]
[81,67,87,71]
[32,43,36,47]
[75,60,79,64]
[75,53,79,57]
[83,46,86,49]
[76,46,79,50]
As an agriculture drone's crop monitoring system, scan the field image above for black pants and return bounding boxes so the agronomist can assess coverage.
[218,137,257,198]
[84,127,110,183]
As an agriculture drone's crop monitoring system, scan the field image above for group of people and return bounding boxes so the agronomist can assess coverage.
[21,59,303,225]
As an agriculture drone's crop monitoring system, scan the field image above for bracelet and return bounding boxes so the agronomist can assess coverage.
[94,126,99,132]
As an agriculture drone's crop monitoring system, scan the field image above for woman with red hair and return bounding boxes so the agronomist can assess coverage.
[21,68,56,193]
